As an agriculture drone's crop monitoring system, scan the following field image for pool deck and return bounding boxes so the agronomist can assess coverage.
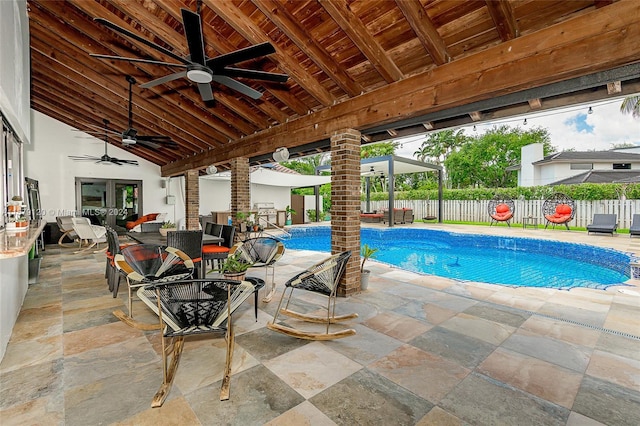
[1,225,639,425]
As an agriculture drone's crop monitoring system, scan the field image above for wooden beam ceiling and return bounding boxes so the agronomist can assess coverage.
[25,0,640,177]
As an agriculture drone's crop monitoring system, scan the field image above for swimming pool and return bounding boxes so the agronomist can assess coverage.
[281,227,632,290]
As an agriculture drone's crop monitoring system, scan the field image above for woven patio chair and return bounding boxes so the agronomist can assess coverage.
[267,251,356,340]
[542,192,575,230]
[167,230,203,278]
[229,236,286,316]
[113,244,194,330]
[137,278,254,407]
[202,224,235,272]
[488,195,515,227]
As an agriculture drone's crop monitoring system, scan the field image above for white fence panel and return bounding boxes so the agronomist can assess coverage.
[363,199,640,229]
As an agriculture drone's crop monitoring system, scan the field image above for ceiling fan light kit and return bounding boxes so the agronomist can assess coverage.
[206,165,217,175]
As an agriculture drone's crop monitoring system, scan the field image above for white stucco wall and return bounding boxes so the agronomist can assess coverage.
[27,111,295,227]
[26,110,177,223]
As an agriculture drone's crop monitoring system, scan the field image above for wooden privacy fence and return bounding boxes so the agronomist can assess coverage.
[363,199,640,229]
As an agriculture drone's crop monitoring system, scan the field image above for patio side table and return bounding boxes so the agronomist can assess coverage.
[522,216,539,229]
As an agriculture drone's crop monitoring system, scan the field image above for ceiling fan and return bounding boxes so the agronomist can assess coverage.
[69,119,139,166]
[83,76,178,150]
[91,5,288,102]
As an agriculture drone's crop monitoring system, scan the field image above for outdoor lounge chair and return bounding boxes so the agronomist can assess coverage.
[113,244,195,329]
[587,214,618,235]
[488,195,514,227]
[543,192,575,230]
[56,215,78,247]
[630,214,640,237]
[71,217,107,252]
[267,251,356,340]
[137,278,254,407]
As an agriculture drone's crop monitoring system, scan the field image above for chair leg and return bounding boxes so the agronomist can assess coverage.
[262,265,276,303]
[220,320,234,401]
[152,335,185,408]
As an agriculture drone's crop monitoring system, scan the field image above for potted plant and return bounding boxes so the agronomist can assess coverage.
[360,243,379,290]
[218,252,253,281]
[8,195,22,212]
[236,211,252,233]
[15,215,29,228]
[285,205,296,226]
[159,221,177,236]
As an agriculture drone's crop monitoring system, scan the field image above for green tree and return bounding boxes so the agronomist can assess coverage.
[445,125,554,188]
[361,141,397,159]
[413,129,467,165]
[620,96,640,118]
[281,154,329,175]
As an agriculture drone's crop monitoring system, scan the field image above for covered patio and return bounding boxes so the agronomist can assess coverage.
[1,225,638,424]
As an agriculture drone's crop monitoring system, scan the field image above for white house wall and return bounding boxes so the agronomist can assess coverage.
[27,111,295,227]
[26,110,178,224]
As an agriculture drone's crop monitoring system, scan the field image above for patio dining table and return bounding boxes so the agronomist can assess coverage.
[127,231,223,246]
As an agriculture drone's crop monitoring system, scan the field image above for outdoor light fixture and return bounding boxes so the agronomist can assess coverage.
[473,125,477,131]
[588,107,593,114]
[273,147,289,162]
[206,165,217,175]
[523,119,528,125]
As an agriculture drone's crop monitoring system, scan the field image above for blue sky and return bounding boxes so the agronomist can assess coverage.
[396,96,640,157]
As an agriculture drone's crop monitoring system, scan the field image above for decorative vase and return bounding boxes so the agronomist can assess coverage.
[285,219,292,226]
[361,270,371,290]
[159,227,176,237]
[223,272,246,282]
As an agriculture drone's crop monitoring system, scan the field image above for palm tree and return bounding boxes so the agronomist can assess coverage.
[620,96,640,118]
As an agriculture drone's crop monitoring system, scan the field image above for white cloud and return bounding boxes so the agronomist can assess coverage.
[394,97,640,158]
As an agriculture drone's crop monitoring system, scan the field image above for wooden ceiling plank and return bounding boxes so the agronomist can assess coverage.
[104,0,265,134]
[319,0,404,83]
[395,0,450,65]
[252,0,363,97]
[30,95,168,165]
[162,0,640,176]
[30,51,189,162]
[485,0,519,41]
[607,80,622,94]
[204,0,335,107]
[63,0,254,138]
[528,98,542,109]
[30,1,238,146]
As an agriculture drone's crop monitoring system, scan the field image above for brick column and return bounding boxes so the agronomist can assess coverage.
[184,169,200,230]
[331,128,361,296]
[231,157,250,240]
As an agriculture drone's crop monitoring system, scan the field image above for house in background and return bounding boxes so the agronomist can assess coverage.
[508,143,640,187]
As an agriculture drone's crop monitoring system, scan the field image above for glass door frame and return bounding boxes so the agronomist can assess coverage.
[75,177,143,228]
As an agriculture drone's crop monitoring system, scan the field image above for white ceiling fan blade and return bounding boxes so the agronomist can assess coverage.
[212,75,262,99]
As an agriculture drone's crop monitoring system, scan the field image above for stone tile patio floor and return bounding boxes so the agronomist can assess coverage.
[1,224,639,425]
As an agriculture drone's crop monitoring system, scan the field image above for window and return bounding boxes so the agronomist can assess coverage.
[570,163,593,170]
[613,163,631,170]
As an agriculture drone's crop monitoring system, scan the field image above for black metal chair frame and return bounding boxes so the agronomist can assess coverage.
[267,251,356,340]
[113,244,195,330]
[137,278,255,407]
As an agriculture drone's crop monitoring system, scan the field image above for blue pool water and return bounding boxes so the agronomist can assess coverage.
[281,227,632,290]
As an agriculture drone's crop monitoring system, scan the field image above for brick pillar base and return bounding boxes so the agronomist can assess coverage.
[231,157,250,241]
[330,128,361,296]
[185,169,199,230]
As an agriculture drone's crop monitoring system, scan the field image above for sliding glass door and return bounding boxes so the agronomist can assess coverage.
[76,178,143,228]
